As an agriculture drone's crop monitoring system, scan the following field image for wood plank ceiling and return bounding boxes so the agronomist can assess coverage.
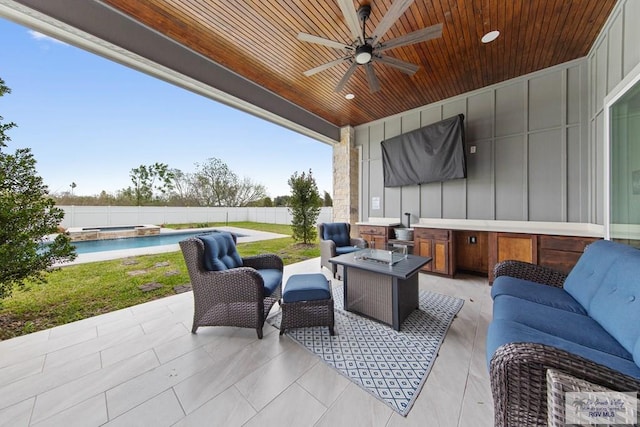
[101,0,616,128]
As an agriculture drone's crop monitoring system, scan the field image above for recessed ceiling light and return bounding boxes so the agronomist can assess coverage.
[481,30,500,43]
[345,93,355,100]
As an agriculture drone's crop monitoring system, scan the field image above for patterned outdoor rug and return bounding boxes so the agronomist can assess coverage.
[267,285,464,416]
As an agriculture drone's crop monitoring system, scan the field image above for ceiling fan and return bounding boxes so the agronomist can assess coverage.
[298,0,443,94]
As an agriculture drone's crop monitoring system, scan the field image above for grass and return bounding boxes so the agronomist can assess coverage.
[164,221,292,235]
[0,222,320,340]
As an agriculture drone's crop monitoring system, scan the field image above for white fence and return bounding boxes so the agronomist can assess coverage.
[58,206,334,228]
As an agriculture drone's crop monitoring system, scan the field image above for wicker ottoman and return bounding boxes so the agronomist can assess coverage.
[280,273,335,335]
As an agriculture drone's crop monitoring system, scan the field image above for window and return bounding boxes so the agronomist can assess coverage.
[606,63,640,248]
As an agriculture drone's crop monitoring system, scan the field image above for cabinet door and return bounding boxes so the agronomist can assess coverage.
[360,233,373,246]
[488,232,537,283]
[432,240,449,274]
[372,235,387,250]
[360,233,384,249]
[417,238,433,272]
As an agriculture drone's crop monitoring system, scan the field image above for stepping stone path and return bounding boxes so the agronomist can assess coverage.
[165,270,180,277]
[173,284,192,294]
[127,270,149,277]
[122,259,139,266]
[154,261,170,268]
[139,282,162,292]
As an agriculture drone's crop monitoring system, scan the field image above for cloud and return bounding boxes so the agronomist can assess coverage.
[28,30,67,45]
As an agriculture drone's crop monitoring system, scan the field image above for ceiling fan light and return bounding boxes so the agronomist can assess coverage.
[355,44,373,64]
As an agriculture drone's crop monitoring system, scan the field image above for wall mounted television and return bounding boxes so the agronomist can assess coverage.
[381,114,467,187]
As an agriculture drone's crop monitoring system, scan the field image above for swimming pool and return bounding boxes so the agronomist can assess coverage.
[70,230,245,254]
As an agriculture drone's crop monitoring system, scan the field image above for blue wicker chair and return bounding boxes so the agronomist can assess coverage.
[179,232,282,339]
[318,222,366,279]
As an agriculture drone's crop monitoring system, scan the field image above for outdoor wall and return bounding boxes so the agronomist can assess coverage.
[356,58,591,224]
[587,0,640,225]
[59,206,333,229]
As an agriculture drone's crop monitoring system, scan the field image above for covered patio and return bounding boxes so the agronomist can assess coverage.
[0,0,624,227]
[0,258,491,426]
[1,0,640,425]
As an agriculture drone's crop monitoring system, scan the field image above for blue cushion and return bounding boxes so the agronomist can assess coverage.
[322,223,351,247]
[492,295,630,359]
[563,240,634,311]
[634,338,640,368]
[486,320,640,380]
[588,248,640,355]
[335,245,358,255]
[199,232,243,271]
[283,274,331,303]
[258,269,282,297]
[491,276,586,314]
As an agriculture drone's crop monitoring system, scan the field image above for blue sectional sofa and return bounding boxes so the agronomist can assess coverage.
[486,239,640,426]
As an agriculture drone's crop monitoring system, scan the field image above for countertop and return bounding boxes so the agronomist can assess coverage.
[411,218,604,238]
[356,217,403,227]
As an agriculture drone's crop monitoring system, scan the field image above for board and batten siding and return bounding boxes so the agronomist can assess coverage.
[355,0,640,227]
[356,59,590,224]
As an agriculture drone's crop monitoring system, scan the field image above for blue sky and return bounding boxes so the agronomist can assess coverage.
[0,18,333,198]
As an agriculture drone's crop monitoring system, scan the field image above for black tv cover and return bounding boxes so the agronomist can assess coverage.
[381,114,466,187]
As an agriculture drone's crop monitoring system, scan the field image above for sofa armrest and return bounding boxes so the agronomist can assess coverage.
[193,267,265,302]
[349,237,367,248]
[242,254,284,271]
[546,369,639,427]
[494,260,568,288]
[490,342,640,427]
[319,239,337,275]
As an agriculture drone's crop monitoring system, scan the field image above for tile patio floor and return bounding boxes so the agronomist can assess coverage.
[0,258,494,427]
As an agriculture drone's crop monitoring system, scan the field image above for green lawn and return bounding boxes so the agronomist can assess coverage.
[0,222,319,340]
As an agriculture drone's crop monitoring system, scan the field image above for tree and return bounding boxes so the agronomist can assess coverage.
[246,196,273,207]
[193,157,266,207]
[128,162,175,205]
[273,195,291,207]
[323,191,333,207]
[0,78,76,300]
[288,169,322,244]
[168,168,199,206]
[229,177,267,207]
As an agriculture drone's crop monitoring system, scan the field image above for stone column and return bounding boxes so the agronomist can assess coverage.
[332,126,359,225]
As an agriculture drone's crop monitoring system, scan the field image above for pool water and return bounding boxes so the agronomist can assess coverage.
[71,230,245,254]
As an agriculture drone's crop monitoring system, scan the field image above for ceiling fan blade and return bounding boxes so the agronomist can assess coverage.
[334,62,358,93]
[373,55,419,75]
[297,32,351,51]
[371,0,416,43]
[303,56,351,76]
[365,63,381,93]
[337,0,363,44]
[376,23,443,52]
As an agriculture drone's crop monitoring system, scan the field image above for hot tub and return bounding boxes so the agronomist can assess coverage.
[66,224,161,241]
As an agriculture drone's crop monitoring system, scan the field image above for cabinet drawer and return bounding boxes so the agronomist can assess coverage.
[538,235,598,252]
[415,228,450,240]
[359,226,385,236]
[538,249,582,274]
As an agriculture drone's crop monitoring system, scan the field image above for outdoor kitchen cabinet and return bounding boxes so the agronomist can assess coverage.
[414,228,455,276]
[487,232,537,283]
[358,225,394,250]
